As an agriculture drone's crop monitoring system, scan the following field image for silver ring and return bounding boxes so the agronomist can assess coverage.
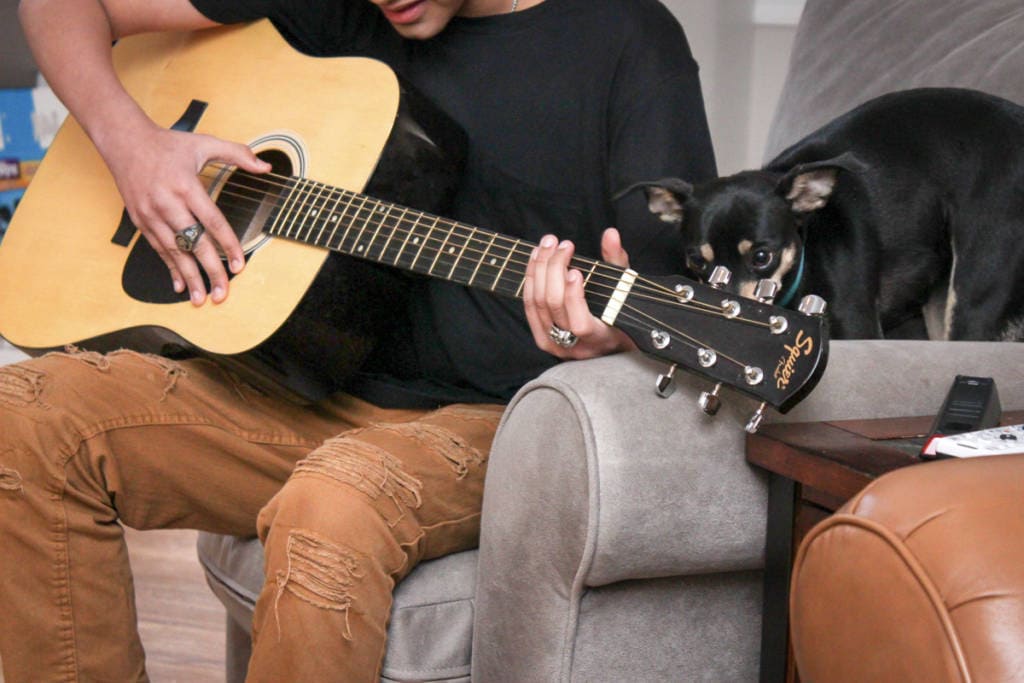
[174,223,205,253]
[548,323,578,349]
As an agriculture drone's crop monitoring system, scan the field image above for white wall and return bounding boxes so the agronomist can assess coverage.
[663,0,804,173]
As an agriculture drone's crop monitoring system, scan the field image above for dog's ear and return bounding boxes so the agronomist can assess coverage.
[614,178,694,223]
[776,152,869,213]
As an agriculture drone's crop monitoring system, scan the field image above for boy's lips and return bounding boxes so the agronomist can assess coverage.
[381,0,428,25]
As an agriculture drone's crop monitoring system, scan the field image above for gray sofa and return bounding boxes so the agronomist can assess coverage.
[197,1,1024,680]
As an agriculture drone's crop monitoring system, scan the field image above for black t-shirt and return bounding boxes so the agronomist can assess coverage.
[190,0,717,408]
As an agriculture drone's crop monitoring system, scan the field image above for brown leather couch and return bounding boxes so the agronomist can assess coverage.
[790,454,1024,682]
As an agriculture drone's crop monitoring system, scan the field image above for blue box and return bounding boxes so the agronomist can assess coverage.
[0,86,67,242]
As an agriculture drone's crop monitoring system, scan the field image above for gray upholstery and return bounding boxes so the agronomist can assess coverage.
[197,534,477,683]
[765,1,1024,160]
[197,1,1024,680]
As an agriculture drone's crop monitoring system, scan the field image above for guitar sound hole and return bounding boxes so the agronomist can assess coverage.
[121,150,294,304]
[215,149,293,255]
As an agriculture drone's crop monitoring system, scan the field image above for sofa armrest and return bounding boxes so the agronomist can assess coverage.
[472,340,1024,680]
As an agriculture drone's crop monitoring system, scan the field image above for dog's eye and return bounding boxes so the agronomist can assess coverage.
[750,249,774,270]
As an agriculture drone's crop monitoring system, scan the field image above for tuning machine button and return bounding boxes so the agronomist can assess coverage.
[698,383,722,416]
[798,294,827,316]
[656,363,677,398]
[754,279,780,304]
[745,402,768,434]
[708,266,731,289]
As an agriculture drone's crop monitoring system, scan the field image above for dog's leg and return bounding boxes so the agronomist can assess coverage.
[946,225,1024,340]
[806,234,884,339]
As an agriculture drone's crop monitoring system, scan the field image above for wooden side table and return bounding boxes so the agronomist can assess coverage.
[745,410,1024,683]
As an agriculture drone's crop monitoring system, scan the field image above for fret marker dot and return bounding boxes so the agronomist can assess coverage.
[413,238,421,245]
[448,247,456,254]
[357,245,364,253]
[489,258,497,265]
[330,216,338,223]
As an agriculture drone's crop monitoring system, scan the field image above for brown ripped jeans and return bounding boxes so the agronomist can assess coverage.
[0,349,503,682]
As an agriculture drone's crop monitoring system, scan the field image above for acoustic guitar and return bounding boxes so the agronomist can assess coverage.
[0,20,828,419]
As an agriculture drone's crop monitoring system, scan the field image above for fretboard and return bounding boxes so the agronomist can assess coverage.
[259,174,621,314]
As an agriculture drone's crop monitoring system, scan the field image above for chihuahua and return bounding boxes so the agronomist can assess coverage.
[631,87,1024,340]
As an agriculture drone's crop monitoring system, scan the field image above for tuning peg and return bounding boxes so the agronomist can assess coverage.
[745,402,768,434]
[655,364,677,398]
[798,294,827,316]
[754,279,780,303]
[698,383,722,415]
[708,266,732,289]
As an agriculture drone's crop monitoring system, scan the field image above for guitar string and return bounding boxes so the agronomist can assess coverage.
[201,178,780,374]
[210,182,774,337]
[199,165,724,310]
[197,166,701,303]
[201,169,676,298]
[199,168,778,331]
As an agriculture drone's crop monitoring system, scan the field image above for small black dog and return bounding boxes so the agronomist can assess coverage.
[634,87,1024,340]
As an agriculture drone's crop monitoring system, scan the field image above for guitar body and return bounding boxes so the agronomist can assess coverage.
[0,21,466,401]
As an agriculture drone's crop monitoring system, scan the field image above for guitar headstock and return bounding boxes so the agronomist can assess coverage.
[600,270,829,418]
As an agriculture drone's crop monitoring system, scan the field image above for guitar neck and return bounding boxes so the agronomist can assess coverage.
[257,172,622,316]
[221,169,828,414]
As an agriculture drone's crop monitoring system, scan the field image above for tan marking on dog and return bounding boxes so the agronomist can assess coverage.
[943,241,958,340]
[738,240,753,256]
[700,244,714,263]
[775,245,798,281]
[998,317,1024,342]
[647,187,685,223]
[787,169,837,212]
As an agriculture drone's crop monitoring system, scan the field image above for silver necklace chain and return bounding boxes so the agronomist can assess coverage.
[511,0,519,11]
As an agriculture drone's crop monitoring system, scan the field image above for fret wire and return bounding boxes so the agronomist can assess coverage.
[328,190,361,248]
[300,180,329,243]
[339,193,372,255]
[267,177,303,237]
[285,178,315,239]
[351,196,378,256]
[426,215,454,276]
[468,233,498,286]
[323,187,353,246]
[376,201,408,263]
[406,212,433,273]
[513,242,531,297]
[437,225,486,284]
[363,199,392,261]
[446,226,473,280]
[498,239,521,295]
[315,185,346,245]
[392,209,421,268]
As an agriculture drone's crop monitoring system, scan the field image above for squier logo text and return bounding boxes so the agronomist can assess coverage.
[774,331,814,390]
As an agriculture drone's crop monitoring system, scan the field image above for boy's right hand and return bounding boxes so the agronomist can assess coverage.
[102,121,271,305]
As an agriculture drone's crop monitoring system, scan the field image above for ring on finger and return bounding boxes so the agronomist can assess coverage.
[548,323,578,349]
[174,222,206,253]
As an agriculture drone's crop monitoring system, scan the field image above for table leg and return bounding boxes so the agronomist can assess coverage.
[759,473,796,683]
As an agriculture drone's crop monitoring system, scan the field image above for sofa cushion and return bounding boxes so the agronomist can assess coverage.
[196,533,477,682]
[765,0,1024,159]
